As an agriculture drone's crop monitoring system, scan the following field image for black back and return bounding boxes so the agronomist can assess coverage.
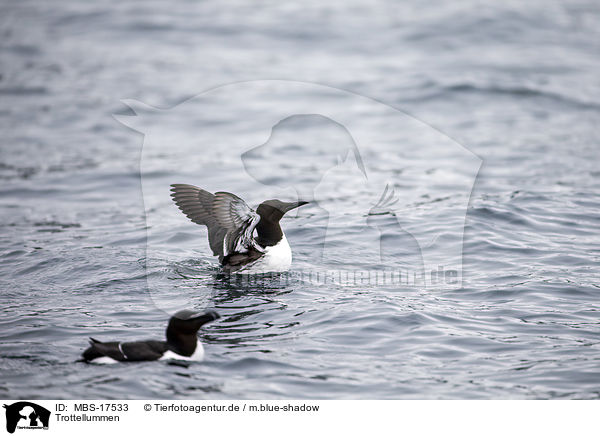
[81,338,168,362]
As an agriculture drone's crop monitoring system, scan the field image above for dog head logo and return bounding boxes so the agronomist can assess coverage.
[3,402,50,433]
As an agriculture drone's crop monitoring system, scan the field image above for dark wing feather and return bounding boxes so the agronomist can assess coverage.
[170,184,227,258]
[170,184,262,262]
[82,339,167,362]
[213,191,262,256]
[82,339,126,362]
[121,340,167,362]
[222,249,264,272]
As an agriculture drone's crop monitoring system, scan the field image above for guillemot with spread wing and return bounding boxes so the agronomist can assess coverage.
[170,184,308,273]
[80,310,220,363]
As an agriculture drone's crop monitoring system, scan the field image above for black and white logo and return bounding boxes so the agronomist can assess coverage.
[3,402,50,434]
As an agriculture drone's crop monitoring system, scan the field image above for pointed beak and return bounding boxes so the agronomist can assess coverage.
[283,201,309,213]
[193,310,220,326]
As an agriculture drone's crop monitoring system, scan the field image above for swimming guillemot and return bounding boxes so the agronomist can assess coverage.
[81,310,220,363]
[170,184,308,273]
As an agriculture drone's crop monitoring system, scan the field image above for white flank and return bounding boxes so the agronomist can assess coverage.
[159,341,205,362]
[90,356,119,364]
[238,234,292,273]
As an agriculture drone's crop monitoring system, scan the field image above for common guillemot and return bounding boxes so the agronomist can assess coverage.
[80,310,220,363]
[170,184,308,273]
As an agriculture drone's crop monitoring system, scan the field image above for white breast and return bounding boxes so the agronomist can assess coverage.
[159,341,205,362]
[238,234,292,273]
[90,356,119,364]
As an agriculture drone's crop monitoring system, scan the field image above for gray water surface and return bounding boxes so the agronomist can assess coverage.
[1,0,599,399]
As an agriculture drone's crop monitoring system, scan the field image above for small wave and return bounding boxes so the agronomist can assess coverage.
[0,86,47,96]
[410,82,600,111]
[33,221,81,229]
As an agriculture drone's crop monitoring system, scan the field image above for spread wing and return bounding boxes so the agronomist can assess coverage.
[170,184,263,262]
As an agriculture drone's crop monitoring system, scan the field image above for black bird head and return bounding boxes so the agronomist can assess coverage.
[255,199,308,247]
[168,310,220,336]
[256,199,309,223]
[165,310,220,357]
